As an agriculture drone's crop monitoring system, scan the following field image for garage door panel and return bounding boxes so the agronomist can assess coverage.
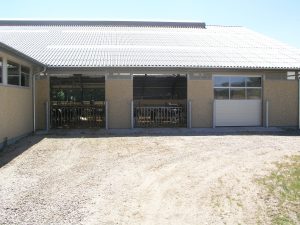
[215,100,262,126]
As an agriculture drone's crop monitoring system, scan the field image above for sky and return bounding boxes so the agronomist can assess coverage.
[1,0,300,48]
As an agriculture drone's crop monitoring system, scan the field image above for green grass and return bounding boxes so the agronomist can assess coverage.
[258,155,300,225]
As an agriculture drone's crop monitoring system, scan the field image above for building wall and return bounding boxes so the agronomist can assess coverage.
[35,77,50,130]
[263,71,298,126]
[43,69,299,129]
[0,51,35,147]
[0,86,33,145]
[105,75,133,128]
[188,75,214,128]
[188,70,299,128]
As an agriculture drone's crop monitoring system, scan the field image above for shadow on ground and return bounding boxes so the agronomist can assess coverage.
[0,135,45,168]
[44,127,300,138]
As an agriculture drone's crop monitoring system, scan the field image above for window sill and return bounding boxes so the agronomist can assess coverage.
[0,83,31,89]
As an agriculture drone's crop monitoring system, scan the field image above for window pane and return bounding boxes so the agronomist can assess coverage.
[230,77,246,87]
[21,74,30,87]
[21,66,30,87]
[7,61,20,85]
[230,88,246,99]
[0,58,2,83]
[246,77,261,87]
[214,88,229,99]
[214,76,229,87]
[247,89,261,99]
[8,61,19,75]
[8,76,20,85]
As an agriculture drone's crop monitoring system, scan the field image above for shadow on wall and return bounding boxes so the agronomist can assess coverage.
[0,135,45,168]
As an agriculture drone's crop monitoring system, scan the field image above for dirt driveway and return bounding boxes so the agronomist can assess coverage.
[0,132,299,225]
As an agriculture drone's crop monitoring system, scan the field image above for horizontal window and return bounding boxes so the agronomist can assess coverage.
[214,76,262,88]
[7,61,30,87]
[214,75,262,100]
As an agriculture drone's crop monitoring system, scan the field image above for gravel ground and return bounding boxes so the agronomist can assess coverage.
[0,132,299,225]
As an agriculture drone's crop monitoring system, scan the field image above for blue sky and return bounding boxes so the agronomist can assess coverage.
[1,0,300,48]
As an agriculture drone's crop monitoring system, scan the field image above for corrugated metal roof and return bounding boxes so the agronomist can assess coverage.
[0,20,299,69]
[0,41,44,66]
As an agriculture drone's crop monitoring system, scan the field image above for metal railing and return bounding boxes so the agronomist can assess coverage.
[50,103,105,128]
[134,105,187,128]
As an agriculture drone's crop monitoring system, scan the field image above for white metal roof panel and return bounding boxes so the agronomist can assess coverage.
[0,21,299,69]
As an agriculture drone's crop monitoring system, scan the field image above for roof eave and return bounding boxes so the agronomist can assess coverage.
[0,42,45,67]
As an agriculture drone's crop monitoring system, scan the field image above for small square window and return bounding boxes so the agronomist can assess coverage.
[246,77,261,87]
[8,76,20,85]
[230,77,246,87]
[230,88,246,99]
[214,88,229,99]
[214,76,229,87]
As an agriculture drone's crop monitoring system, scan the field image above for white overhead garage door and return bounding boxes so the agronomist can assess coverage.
[213,75,262,127]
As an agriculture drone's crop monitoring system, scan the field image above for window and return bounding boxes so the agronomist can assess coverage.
[8,61,20,85]
[214,88,229,99]
[214,76,229,87]
[7,60,30,87]
[230,88,245,99]
[214,76,262,100]
[21,66,30,87]
[0,58,2,83]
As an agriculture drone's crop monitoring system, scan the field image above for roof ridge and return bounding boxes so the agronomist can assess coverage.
[0,20,206,28]
[206,25,243,28]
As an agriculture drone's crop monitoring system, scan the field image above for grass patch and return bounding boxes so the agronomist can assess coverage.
[258,155,300,225]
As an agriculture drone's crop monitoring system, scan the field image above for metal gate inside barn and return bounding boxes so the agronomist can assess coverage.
[133,74,187,128]
[50,75,105,128]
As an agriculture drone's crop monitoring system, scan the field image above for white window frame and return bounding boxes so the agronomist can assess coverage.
[213,75,262,100]
[7,60,21,86]
[6,60,31,88]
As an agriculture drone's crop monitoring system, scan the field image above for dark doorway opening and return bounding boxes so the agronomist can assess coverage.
[50,75,105,128]
[133,74,187,128]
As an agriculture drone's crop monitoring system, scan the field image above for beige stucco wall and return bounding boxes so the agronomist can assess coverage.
[105,76,133,128]
[0,86,33,144]
[35,77,50,130]
[0,51,36,146]
[188,78,214,128]
[263,78,298,127]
